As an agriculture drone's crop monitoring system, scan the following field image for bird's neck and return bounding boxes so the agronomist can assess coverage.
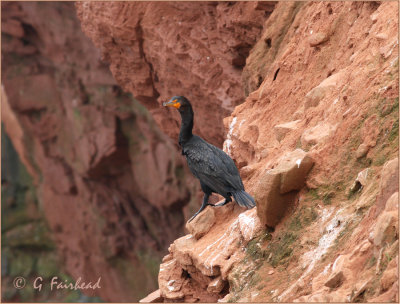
[179,107,193,146]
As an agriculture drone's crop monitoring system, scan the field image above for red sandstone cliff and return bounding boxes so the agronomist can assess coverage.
[1,2,194,301]
[145,1,399,302]
[2,2,274,302]
[75,1,275,146]
[2,1,398,303]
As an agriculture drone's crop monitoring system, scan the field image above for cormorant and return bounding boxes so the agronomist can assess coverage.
[163,96,256,222]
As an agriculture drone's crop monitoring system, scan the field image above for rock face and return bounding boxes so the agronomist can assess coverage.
[145,1,398,303]
[158,205,262,302]
[1,115,85,302]
[75,1,275,147]
[1,2,195,301]
[3,1,399,303]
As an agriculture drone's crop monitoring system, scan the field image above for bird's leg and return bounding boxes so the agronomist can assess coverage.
[215,196,232,207]
[188,193,210,222]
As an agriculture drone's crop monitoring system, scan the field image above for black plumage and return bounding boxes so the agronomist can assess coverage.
[163,96,256,222]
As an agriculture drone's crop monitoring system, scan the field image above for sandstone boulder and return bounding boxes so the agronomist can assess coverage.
[369,183,399,249]
[278,149,315,193]
[186,207,216,240]
[350,279,372,302]
[255,149,314,227]
[158,259,186,300]
[370,210,398,248]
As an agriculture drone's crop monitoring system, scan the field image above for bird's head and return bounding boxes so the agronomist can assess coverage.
[163,96,191,112]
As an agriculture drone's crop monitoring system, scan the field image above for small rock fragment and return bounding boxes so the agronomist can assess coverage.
[304,70,344,110]
[207,276,226,294]
[350,168,370,192]
[350,279,371,302]
[293,106,305,120]
[355,143,369,159]
[218,293,232,302]
[324,270,345,288]
[139,289,163,303]
[309,32,329,46]
[376,33,388,40]
[370,12,378,23]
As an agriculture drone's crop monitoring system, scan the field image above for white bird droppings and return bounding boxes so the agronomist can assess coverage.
[167,280,176,291]
[223,117,237,155]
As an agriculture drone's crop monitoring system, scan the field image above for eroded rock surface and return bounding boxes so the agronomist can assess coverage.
[3,1,399,303]
[75,1,275,146]
[148,1,398,303]
[1,2,195,301]
[158,205,262,302]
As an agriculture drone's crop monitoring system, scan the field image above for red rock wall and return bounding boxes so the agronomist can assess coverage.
[75,1,275,146]
[2,2,276,302]
[1,2,196,301]
[149,1,398,302]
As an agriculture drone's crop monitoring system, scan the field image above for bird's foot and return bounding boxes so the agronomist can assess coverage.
[188,210,205,222]
[188,202,210,222]
[188,213,199,223]
[215,198,231,207]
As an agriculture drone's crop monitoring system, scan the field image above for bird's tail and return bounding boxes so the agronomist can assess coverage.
[232,190,256,209]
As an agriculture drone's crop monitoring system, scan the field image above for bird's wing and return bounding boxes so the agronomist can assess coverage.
[184,137,244,194]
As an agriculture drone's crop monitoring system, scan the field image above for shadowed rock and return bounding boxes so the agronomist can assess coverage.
[255,149,314,227]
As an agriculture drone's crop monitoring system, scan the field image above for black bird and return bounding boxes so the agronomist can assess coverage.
[163,96,256,222]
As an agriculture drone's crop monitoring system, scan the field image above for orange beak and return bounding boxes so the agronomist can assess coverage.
[163,99,181,109]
